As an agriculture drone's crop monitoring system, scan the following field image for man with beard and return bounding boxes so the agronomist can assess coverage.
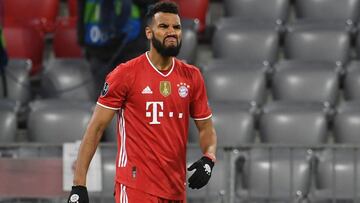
[67,2,217,203]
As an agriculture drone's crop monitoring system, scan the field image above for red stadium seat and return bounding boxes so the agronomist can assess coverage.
[3,26,45,75]
[53,18,83,58]
[3,0,60,33]
[168,0,209,32]
[68,0,78,17]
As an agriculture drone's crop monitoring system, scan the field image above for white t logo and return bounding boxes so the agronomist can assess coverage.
[146,102,164,124]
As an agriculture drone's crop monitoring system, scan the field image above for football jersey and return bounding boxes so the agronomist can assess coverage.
[97,52,212,200]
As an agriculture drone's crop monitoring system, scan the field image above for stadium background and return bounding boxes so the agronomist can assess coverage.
[1,0,360,202]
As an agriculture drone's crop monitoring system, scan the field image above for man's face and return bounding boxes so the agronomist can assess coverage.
[146,12,182,57]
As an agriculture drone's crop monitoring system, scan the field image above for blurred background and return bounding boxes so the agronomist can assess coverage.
[1,0,360,202]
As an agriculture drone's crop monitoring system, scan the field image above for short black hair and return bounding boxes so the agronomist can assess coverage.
[145,1,179,26]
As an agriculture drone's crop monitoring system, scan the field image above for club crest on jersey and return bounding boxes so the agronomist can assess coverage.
[160,81,171,97]
[101,82,109,97]
[177,83,190,98]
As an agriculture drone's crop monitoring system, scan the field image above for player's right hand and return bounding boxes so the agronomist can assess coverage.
[67,185,89,203]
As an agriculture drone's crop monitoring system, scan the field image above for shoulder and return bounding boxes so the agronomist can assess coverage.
[107,54,145,79]
[175,58,202,77]
[175,58,199,71]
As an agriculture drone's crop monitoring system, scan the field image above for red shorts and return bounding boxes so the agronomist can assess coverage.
[114,182,185,203]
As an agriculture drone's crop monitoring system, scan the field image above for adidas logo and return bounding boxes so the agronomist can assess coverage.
[142,86,153,94]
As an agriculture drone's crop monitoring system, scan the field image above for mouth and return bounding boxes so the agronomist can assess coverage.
[164,36,178,43]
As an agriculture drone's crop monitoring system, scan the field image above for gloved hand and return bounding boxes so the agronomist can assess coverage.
[187,156,215,189]
[67,185,89,203]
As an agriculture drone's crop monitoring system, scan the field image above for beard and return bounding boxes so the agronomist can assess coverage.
[151,34,182,57]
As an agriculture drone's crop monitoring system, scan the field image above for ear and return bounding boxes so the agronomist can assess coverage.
[145,26,153,40]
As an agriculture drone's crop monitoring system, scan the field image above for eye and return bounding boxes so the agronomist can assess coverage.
[159,24,169,29]
[174,25,181,30]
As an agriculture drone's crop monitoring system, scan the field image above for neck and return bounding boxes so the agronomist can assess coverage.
[147,49,173,71]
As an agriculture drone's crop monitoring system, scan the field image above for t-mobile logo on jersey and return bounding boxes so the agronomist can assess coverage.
[146,101,183,124]
[146,102,163,124]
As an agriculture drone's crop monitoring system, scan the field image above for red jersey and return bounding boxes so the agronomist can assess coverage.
[97,52,212,200]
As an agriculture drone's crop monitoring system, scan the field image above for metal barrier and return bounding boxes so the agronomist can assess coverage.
[1,143,360,203]
[224,144,360,203]
[0,143,116,203]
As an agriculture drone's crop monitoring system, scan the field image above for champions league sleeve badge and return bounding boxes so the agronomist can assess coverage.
[100,82,109,97]
[177,83,190,98]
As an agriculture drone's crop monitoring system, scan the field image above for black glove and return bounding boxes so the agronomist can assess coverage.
[187,156,215,189]
[67,185,89,203]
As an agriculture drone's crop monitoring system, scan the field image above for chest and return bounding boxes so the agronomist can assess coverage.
[125,69,193,116]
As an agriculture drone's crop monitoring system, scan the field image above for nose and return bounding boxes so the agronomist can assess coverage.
[167,27,176,35]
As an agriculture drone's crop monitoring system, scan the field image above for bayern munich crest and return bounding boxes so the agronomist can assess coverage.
[177,83,190,98]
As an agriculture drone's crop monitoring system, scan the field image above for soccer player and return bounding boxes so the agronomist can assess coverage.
[67,1,217,203]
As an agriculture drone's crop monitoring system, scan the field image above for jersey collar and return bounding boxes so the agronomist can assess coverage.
[145,51,175,77]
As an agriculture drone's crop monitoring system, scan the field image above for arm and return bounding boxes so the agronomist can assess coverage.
[187,118,217,189]
[73,105,116,186]
[195,118,217,160]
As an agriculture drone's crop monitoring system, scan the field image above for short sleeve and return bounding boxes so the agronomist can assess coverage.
[190,68,212,120]
[97,65,130,110]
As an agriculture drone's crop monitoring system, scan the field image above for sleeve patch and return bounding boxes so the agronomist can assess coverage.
[100,82,110,97]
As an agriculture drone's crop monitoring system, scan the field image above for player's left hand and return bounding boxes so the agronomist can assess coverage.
[187,156,215,189]
[67,185,89,203]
